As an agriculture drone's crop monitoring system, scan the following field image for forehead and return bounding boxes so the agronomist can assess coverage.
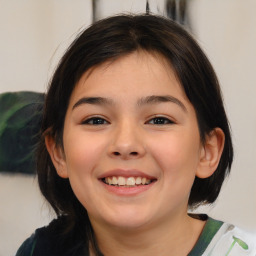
[70,51,188,104]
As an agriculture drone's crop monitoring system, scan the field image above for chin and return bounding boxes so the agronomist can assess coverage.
[109,217,150,230]
[100,207,154,230]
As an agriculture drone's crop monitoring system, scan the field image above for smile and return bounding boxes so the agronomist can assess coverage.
[103,176,153,187]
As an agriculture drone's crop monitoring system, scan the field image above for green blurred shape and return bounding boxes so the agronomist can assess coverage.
[0,91,44,174]
[225,236,249,255]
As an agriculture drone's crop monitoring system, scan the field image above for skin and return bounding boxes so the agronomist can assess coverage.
[47,51,224,255]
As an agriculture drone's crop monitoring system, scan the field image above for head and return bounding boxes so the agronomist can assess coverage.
[37,13,233,243]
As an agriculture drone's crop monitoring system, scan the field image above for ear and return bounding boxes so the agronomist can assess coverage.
[45,134,69,178]
[196,128,225,179]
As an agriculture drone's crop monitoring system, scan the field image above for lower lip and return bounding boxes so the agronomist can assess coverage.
[100,180,156,196]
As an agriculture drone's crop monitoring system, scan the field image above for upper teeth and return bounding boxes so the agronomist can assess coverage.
[104,176,152,186]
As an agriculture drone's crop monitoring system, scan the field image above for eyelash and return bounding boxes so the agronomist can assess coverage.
[81,117,109,125]
[81,116,174,125]
[146,116,174,125]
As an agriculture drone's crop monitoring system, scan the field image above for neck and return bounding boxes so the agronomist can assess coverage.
[89,213,206,256]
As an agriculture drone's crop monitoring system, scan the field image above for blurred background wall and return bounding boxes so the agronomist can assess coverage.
[0,0,255,255]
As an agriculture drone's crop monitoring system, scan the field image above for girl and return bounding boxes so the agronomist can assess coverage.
[16,14,256,255]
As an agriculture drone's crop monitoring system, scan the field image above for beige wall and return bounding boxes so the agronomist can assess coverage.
[189,0,256,228]
[0,0,92,93]
[0,0,256,255]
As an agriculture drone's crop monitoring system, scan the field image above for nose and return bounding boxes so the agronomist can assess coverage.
[108,120,146,160]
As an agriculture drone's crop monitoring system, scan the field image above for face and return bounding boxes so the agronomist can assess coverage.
[53,52,207,231]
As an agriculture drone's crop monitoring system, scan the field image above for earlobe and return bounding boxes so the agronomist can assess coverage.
[45,135,69,178]
[196,128,225,179]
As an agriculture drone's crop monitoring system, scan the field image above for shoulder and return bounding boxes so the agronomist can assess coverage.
[16,233,36,256]
[189,215,256,256]
[204,218,256,255]
[16,216,88,256]
[15,221,56,256]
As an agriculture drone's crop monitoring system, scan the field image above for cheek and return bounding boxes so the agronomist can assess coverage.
[147,132,201,211]
[150,131,201,175]
[63,131,107,176]
[62,132,108,211]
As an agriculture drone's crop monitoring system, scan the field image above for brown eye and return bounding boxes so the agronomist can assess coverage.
[82,117,109,125]
[147,117,174,125]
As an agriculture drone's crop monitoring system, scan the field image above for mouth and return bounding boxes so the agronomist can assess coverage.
[98,169,157,195]
[102,176,155,187]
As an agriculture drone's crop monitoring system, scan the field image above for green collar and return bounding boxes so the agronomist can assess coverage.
[188,216,223,256]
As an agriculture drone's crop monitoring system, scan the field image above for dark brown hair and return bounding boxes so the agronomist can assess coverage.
[37,14,233,253]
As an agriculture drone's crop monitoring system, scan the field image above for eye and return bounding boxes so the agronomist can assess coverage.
[82,117,109,125]
[147,116,174,125]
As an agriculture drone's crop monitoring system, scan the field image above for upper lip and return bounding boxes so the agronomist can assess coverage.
[98,169,157,180]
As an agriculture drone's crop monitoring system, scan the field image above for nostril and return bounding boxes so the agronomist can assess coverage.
[112,151,138,156]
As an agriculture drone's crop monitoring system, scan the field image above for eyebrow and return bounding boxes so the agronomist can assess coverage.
[137,95,187,112]
[72,97,114,110]
[72,95,187,112]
